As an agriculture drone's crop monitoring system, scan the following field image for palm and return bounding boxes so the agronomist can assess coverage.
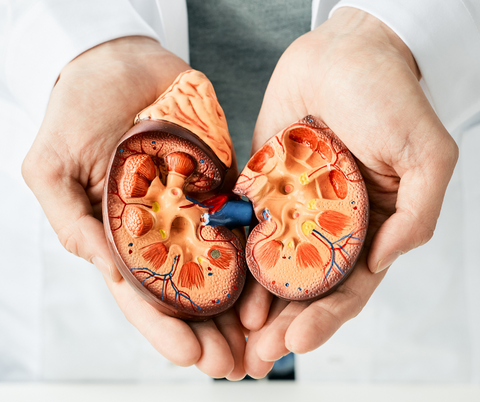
[22,37,246,380]
[240,12,457,377]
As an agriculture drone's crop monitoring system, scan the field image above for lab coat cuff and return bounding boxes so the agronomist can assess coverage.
[4,0,160,125]
[316,0,480,132]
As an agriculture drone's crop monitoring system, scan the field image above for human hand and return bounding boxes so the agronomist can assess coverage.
[237,7,459,377]
[22,36,246,380]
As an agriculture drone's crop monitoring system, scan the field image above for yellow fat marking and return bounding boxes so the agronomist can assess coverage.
[307,199,317,210]
[159,229,167,239]
[302,220,317,236]
[152,202,160,213]
[299,172,309,185]
[198,257,206,264]
[288,241,294,249]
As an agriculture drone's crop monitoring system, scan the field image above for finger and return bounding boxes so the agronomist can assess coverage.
[244,298,288,378]
[285,257,386,354]
[104,276,201,366]
[368,133,458,273]
[255,301,309,362]
[214,310,247,381]
[189,319,235,378]
[237,274,274,331]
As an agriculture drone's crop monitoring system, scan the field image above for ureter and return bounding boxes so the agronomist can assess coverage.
[166,173,186,189]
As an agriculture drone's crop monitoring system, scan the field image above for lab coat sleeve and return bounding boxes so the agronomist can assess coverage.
[3,0,160,125]
[311,0,480,133]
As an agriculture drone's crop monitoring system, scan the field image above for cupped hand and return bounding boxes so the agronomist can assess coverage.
[22,36,246,380]
[238,7,459,378]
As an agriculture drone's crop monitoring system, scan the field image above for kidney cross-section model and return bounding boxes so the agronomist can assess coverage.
[234,116,369,301]
[103,70,248,320]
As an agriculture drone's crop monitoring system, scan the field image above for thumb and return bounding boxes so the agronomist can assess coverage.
[368,140,458,273]
[22,154,121,282]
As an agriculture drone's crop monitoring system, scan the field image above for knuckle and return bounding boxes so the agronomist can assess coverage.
[409,219,436,249]
[311,302,343,332]
[399,207,436,249]
[57,225,79,256]
[21,151,38,187]
[56,215,90,258]
[338,286,364,319]
[22,148,60,189]
[417,224,435,247]
[447,137,460,166]
[434,134,459,170]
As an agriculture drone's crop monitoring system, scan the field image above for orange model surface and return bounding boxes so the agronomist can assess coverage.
[234,116,368,301]
[103,70,246,320]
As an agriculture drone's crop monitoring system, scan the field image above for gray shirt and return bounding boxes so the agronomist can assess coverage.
[187,0,310,169]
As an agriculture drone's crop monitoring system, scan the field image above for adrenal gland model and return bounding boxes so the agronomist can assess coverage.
[103,70,251,321]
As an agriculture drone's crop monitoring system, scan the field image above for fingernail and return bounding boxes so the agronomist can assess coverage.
[375,252,402,273]
[92,256,112,280]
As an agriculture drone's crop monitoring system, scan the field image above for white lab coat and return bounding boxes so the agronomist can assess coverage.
[1,0,479,382]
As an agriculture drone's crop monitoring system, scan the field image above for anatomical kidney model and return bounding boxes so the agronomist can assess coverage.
[103,70,250,320]
[234,116,369,301]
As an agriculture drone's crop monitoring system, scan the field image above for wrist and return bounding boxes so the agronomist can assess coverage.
[329,7,420,80]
